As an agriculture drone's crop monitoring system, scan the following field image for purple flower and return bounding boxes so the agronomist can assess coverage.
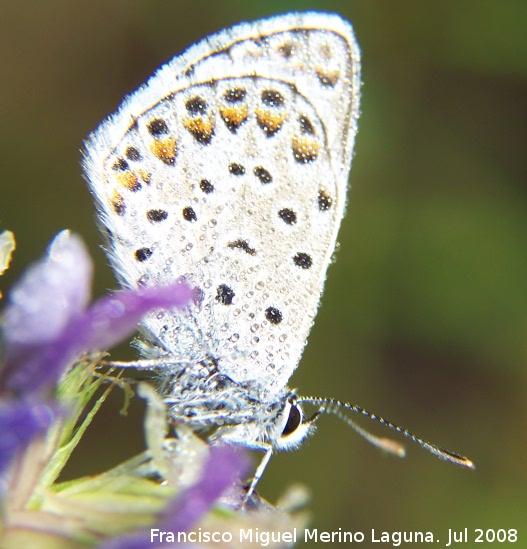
[100,446,249,549]
[0,232,273,549]
[2,231,92,350]
[0,231,192,475]
[1,231,192,397]
[0,399,57,474]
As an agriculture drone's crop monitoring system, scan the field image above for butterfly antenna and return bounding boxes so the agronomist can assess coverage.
[297,397,474,469]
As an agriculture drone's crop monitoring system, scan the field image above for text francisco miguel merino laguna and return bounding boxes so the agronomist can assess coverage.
[150,527,471,546]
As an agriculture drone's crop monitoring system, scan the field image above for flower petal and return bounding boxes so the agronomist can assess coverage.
[98,446,249,549]
[162,445,249,533]
[2,283,193,396]
[77,283,194,352]
[2,231,92,348]
[1,230,194,395]
[0,400,58,475]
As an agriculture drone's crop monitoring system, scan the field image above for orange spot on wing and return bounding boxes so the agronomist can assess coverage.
[184,117,215,143]
[150,137,177,165]
[219,105,249,130]
[256,109,287,136]
[116,171,141,191]
[110,190,125,215]
[292,135,319,163]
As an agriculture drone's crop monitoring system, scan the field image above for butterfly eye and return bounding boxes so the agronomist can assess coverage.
[282,402,302,436]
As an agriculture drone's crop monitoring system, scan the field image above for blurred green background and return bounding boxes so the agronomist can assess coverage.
[2,0,526,546]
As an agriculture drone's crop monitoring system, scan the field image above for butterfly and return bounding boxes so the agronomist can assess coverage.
[83,12,473,495]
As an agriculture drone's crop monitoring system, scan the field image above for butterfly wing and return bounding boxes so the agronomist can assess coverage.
[83,13,360,397]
